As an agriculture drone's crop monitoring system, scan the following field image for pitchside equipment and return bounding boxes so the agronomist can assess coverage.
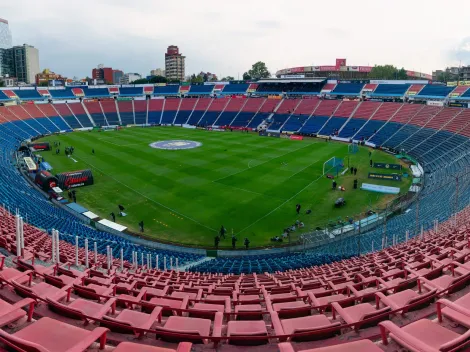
[348,143,359,154]
[323,157,344,176]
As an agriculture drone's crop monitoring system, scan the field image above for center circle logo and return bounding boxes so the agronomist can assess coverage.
[149,140,202,150]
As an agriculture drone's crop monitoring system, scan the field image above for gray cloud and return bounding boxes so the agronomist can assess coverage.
[1,0,469,78]
[449,37,470,65]
[256,20,282,29]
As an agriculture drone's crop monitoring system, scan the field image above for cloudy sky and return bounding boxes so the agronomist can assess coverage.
[2,0,470,79]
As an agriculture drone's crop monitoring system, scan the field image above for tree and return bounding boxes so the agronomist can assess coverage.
[396,68,408,80]
[190,74,203,84]
[370,65,409,80]
[132,78,149,84]
[209,76,218,82]
[149,75,167,84]
[247,61,270,80]
[221,76,235,81]
[203,73,209,82]
[242,72,252,80]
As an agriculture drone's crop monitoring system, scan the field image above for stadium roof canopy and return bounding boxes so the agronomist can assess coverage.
[257,78,325,84]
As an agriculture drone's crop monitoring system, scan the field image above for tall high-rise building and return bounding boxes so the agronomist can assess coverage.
[150,68,165,77]
[92,65,114,84]
[120,73,142,84]
[112,69,123,84]
[0,18,13,78]
[165,45,185,81]
[12,44,39,84]
[0,19,12,50]
[0,48,13,77]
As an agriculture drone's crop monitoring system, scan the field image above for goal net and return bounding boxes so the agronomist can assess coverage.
[323,157,344,176]
[348,143,359,154]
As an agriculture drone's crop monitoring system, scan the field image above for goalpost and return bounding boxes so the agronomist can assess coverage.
[348,142,359,154]
[323,157,344,176]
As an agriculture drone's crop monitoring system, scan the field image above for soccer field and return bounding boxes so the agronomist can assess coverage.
[38,127,411,248]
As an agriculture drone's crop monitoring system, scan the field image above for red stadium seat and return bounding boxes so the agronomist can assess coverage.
[0,317,108,351]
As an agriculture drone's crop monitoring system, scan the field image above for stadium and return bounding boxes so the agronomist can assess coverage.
[0,76,470,351]
[1,3,470,346]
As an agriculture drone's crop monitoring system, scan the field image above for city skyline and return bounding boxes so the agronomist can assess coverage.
[2,0,470,80]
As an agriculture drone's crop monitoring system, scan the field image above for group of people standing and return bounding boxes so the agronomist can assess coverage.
[214,225,250,250]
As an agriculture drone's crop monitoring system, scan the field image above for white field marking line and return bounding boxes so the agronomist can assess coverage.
[216,183,288,201]
[248,160,255,168]
[72,154,218,233]
[212,143,314,183]
[236,166,326,235]
[218,159,320,201]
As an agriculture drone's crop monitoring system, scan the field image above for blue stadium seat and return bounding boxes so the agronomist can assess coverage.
[416,85,455,98]
[15,89,43,100]
[330,83,364,96]
[188,85,213,94]
[369,84,410,97]
[221,84,249,94]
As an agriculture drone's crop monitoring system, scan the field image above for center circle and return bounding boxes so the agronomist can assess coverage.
[149,140,202,150]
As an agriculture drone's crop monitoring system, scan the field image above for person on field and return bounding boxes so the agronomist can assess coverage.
[220,225,226,239]
[139,220,144,232]
[232,236,237,249]
[296,204,301,214]
[354,167,357,175]
[370,159,373,167]
[111,212,116,222]
[215,235,220,249]
[350,166,354,174]
[92,149,95,155]
[244,238,250,249]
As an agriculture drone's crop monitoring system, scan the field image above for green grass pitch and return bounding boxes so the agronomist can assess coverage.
[38,127,411,248]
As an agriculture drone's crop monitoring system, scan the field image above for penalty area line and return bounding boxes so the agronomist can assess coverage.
[236,170,326,236]
[72,155,218,234]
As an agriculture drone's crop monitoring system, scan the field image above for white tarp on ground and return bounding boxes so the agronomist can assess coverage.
[410,165,422,177]
[83,211,99,220]
[98,219,127,232]
[361,183,400,194]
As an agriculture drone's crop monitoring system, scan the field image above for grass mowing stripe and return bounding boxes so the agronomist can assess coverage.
[72,154,218,234]
[236,170,327,235]
[41,128,412,247]
[212,142,315,183]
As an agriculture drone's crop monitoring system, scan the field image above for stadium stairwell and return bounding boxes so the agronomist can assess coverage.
[9,107,42,136]
[337,101,362,136]
[351,102,383,140]
[317,100,343,136]
[262,98,284,130]
[114,99,122,125]
[279,99,303,131]
[80,102,97,127]
[20,105,53,134]
[420,109,470,161]
[171,98,183,125]
[367,103,404,142]
[159,98,166,124]
[98,100,111,126]
[36,104,67,131]
[227,98,249,126]
[380,104,425,146]
[212,97,232,126]
[183,97,199,125]
[396,106,445,150]
[245,98,266,128]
